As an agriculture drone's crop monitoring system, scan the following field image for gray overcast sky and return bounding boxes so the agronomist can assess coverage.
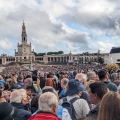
[0,0,120,55]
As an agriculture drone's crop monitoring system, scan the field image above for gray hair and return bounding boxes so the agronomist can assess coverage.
[25,78,32,85]
[10,89,27,103]
[111,73,118,80]
[75,73,87,83]
[38,92,58,113]
[61,78,69,85]
[87,72,96,80]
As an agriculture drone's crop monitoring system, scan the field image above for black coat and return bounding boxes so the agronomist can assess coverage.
[11,102,31,120]
[39,77,46,89]
[83,104,99,120]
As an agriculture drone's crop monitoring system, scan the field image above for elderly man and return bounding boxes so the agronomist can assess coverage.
[24,78,38,94]
[111,72,118,81]
[87,72,98,82]
[28,92,60,120]
[86,71,98,87]
[75,73,91,108]
[10,89,31,120]
[59,78,69,98]
[75,73,87,86]
[59,79,90,120]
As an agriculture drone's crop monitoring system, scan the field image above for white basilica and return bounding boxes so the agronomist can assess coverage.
[15,21,35,63]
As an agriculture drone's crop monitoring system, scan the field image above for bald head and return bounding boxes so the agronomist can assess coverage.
[40,72,44,77]
[75,73,87,84]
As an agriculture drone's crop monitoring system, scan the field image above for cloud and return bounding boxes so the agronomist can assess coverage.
[0,0,119,55]
[90,41,114,53]
[0,39,13,50]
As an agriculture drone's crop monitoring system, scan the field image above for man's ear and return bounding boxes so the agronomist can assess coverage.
[94,93,97,98]
[53,106,58,114]
[21,98,28,105]
[77,91,82,97]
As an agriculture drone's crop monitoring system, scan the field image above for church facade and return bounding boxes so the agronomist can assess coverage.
[0,22,111,66]
[15,22,35,63]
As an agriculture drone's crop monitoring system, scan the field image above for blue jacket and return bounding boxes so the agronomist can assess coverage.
[17,82,26,88]
[11,102,31,120]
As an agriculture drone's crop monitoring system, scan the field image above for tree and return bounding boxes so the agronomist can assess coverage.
[34,52,45,56]
[47,51,64,55]
[98,57,104,64]
[34,52,37,56]
[58,51,64,54]
[106,63,119,71]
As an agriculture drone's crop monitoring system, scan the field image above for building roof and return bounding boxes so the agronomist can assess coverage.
[110,47,120,54]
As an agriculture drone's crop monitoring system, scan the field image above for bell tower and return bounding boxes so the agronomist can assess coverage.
[22,20,27,44]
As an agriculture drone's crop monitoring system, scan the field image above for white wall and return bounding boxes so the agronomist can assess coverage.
[109,53,120,64]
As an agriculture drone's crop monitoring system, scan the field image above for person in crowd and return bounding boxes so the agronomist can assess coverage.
[32,86,71,120]
[0,90,6,103]
[26,86,36,98]
[1,81,11,102]
[75,73,91,107]
[43,86,71,120]
[98,69,117,92]
[28,92,60,120]
[87,71,98,84]
[59,79,90,120]
[98,91,120,120]
[111,73,120,92]
[0,102,18,120]
[0,75,5,83]
[10,74,18,90]
[64,72,69,79]
[75,73,87,86]
[0,82,4,91]
[59,78,69,98]
[38,72,46,89]
[10,74,17,90]
[111,72,118,81]
[84,82,108,120]
[24,78,38,93]
[31,94,40,113]
[4,81,10,90]
[45,74,55,88]
[17,75,26,88]
[57,74,65,93]
[73,71,77,79]
[10,89,31,120]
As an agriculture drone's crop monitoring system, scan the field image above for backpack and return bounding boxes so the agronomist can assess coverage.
[61,97,79,120]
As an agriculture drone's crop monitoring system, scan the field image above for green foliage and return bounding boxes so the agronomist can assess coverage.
[47,51,64,55]
[106,63,119,71]
[34,52,37,56]
[34,51,64,56]
[58,51,64,54]
[34,52,45,56]
[98,57,104,64]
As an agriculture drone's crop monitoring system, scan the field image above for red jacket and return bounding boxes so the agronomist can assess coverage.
[28,112,61,120]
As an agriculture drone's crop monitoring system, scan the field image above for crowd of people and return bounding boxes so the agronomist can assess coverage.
[0,63,120,120]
